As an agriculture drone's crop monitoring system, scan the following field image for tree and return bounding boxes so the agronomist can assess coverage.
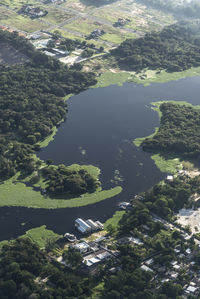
[63,248,83,269]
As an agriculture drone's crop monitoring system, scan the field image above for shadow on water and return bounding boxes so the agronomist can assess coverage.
[1,77,200,241]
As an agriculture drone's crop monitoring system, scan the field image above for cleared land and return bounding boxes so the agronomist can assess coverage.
[0,43,29,64]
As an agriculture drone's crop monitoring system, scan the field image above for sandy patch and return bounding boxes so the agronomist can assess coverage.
[177,208,200,233]
[109,68,118,73]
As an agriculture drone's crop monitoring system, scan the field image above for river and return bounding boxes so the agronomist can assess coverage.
[1,77,200,241]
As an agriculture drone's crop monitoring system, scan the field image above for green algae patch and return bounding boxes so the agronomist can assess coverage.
[134,100,200,174]
[0,176,122,209]
[134,127,159,147]
[94,66,200,89]
[151,154,182,174]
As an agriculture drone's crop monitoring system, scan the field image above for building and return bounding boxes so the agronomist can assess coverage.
[73,241,90,254]
[75,218,91,234]
[75,218,104,234]
[86,219,99,232]
[95,221,104,230]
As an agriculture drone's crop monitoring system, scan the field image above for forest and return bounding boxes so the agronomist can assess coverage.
[0,30,97,181]
[141,102,200,159]
[0,238,93,299]
[42,164,99,196]
[0,224,185,299]
[137,0,200,18]
[111,21,200,72]
[140,174,200,218]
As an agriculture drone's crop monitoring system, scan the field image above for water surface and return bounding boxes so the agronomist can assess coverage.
[1,77,200,240]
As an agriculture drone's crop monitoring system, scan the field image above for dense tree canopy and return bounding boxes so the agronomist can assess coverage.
[0,238,93,299]
[0,30,96,180]
[137,0,200,18]
[142,102,200,159]
[111,21,200,72]
[42,164,99,196]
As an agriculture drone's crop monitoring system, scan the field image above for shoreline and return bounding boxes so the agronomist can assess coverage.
[133,100,200,174]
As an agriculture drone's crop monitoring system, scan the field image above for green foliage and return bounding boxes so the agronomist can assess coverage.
[63,247,83,269]
[138,0,200,18]
[0,238,93,298]
[143,175,200,217]
[22,225,62,249]
[102,268,154,298]
[141,102,200,159]
[0,29,96,180]
[112,21,200,73]
[159,281,183,298]
[42,164,100,196]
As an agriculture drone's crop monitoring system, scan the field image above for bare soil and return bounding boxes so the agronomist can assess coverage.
[0,43,29,65]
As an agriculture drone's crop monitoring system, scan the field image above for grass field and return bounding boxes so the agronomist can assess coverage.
[94,71,132,88]
[22,225,62,248]
[64,18,98,35]
[93,65,200,89]
[104,210,125,229]
[42,8,74,25]
[0,10,49,32]
[0,0,39,9]
[151,154,183,174]
[0,173,122,209]
[0,225,62,250]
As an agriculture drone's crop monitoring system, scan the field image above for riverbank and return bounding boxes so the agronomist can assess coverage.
[0,172,122,209]
[133,100,200,174]
[93,66,200,89]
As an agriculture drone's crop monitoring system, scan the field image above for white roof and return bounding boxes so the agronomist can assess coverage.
[141,265,153,272]
[75,218,91,230]
[129,237,143,245]
[186,248,191,254]
[84,257,100,266]
[74,242,89,250]
[186,286,197,293]
[145,258,153,265]
[86,219,99,228]
[96,252,111,260]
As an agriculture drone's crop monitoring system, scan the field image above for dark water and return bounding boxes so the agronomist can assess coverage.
[1,77,200,241]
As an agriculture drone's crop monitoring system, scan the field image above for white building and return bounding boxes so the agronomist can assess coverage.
[73,242,90,254]
[86,219,99,232]
[75,218,91,234]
